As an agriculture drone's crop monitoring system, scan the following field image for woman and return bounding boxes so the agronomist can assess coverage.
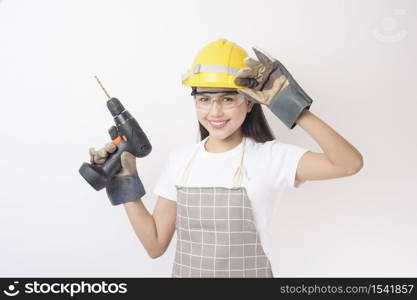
[89,38,363,278]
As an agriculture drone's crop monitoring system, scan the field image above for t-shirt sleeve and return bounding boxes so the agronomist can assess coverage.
[153,149,180,202]
[266,141,309,189]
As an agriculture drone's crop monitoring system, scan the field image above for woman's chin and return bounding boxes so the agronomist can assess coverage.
[207,130,233,140]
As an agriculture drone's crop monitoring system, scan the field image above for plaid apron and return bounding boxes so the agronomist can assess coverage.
[172,137,273,278]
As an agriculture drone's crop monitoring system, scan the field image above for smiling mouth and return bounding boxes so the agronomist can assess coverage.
[208,120,229,129]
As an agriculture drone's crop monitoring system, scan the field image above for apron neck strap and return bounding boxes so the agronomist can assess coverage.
[232,137,246,188]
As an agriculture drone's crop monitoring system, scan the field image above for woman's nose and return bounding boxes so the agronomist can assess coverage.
[208,101,224,116]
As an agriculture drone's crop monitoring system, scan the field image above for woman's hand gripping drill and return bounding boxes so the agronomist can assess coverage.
[89,126,145,206]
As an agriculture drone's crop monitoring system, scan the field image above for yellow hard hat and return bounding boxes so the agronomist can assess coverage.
[182,38,248,89]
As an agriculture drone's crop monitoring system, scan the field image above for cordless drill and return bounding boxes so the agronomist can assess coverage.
[79,77,152,191]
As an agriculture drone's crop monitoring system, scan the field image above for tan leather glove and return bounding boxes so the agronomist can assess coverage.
[235,46,313,129]
[89,142,137,177]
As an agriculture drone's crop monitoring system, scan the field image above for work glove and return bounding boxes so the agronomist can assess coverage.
[89,126,146,206]
[234,46,313,129]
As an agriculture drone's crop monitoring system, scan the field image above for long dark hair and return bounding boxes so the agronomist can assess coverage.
[198,102,275,143]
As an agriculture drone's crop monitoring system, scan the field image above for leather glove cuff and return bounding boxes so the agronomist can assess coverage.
[105,171,145,206]
[268,82,312,129]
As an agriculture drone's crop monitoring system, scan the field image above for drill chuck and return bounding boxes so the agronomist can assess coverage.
[107,98,125,117]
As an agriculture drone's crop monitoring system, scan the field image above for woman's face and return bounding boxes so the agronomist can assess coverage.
[194,87,254,140]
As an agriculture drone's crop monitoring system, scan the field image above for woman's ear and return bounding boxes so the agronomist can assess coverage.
[246,99,255,113]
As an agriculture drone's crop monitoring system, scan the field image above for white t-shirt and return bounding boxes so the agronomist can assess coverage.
[153,137,309,263]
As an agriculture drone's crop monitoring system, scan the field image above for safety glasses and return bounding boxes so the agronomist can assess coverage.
[192,90,245,111]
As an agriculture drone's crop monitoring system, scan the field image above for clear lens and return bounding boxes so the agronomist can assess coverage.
[194,95,244,111]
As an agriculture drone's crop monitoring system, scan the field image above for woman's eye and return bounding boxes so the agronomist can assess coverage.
[223,97,235,102]
[198,98,209,102]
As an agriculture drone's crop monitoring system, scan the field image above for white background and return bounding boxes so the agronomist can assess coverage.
[0,0,416,277]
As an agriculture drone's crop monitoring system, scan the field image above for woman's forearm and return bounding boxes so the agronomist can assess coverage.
[296,110,363,172]
[122,200,161,258]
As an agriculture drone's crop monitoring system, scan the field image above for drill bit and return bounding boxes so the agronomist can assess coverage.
[94,75,111,100]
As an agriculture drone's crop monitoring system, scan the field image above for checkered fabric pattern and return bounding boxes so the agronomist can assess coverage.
[172,186,273,278]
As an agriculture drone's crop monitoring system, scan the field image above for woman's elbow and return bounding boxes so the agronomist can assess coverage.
[347,156,364,176]
[147,247,166,259]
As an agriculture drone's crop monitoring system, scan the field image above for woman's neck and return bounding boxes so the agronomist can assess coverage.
[204,131,243,153]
